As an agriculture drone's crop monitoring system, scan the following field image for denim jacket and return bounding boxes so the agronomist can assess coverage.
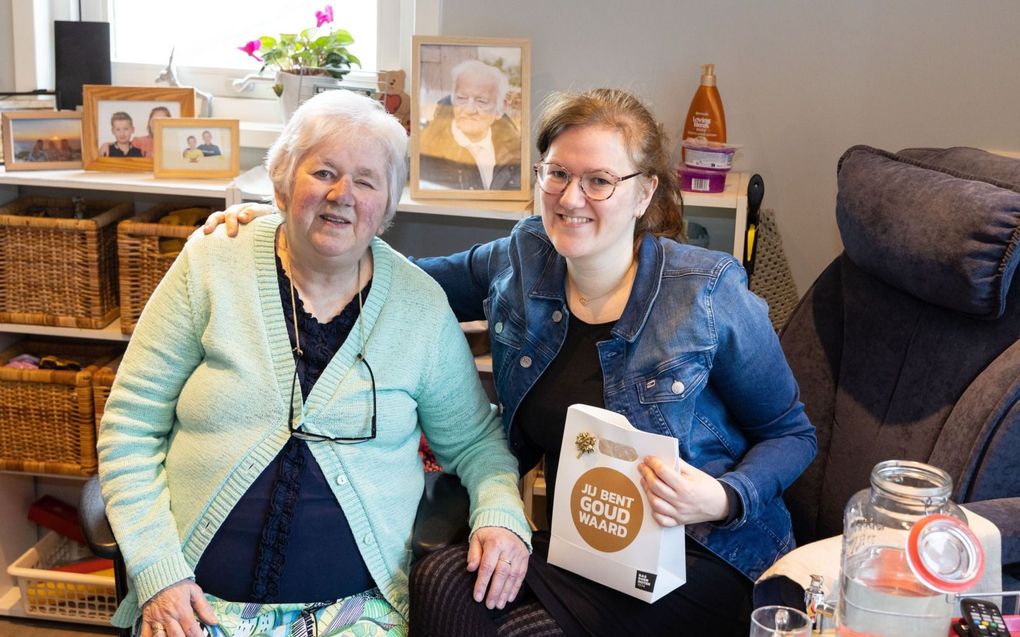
[416,216,817,580]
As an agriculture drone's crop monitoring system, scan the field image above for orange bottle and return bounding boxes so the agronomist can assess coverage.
[682,64,726,144]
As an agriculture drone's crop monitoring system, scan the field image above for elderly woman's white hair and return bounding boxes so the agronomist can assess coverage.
[450,59,510,116]
[266,90,408,229]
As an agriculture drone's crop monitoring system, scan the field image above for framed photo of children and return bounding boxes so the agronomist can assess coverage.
[1,110,83,171]
[411,36,531,201]
[152,118,240,179]
[81,85,195,171]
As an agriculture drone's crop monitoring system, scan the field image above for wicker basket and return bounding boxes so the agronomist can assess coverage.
[0,196,133,328]
[7,530,117,625]
[0,340,123,476]
[118,204,209,334]
[92,355,121,428]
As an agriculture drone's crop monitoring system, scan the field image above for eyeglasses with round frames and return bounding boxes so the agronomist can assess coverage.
[533,162,642,202]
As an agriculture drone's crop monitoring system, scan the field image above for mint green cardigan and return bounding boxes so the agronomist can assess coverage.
[97,215,530,627]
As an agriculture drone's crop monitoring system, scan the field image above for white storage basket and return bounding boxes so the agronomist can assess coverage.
[7,530,117,625]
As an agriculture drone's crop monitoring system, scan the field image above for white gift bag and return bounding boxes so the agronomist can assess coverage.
[548,404,686,603]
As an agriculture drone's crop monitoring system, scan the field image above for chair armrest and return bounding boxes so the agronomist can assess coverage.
[964,497,1020,565]
[412,472,470,560]
[79,474,120,560]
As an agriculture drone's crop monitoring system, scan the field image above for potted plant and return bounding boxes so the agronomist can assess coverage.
[238,5,360,119]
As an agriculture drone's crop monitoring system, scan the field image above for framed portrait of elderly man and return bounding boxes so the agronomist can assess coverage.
[411,36,531,201]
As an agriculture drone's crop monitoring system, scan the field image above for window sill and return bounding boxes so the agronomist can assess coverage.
[240,121,283,150]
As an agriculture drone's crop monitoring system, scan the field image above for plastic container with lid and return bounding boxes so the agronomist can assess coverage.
[681,139,740,170]
[837,460,984,637]
[677,166,727,194]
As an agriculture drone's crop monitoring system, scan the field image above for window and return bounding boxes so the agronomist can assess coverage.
[107,1,378,74]
[75,0,436,103]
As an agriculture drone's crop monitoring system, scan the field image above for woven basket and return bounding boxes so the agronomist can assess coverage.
[92,356,121,434]
[118,204,208,334]
[0,340,123,476]
[748,208,800,332]
[0,197,133,328]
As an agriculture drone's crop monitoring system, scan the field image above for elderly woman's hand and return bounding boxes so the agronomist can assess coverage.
[201,203,274,237]
[140,579,218,637]
[638,455,730,527]
[467,526,530,610]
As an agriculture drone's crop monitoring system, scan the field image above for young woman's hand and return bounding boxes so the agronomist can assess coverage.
[201,203,274,237]
[638,455,729,526]
[467,526,530,610]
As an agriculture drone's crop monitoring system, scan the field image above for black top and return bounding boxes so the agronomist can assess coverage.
[194,256,375,603]
[516,315,614,522]
[514,314,750,637]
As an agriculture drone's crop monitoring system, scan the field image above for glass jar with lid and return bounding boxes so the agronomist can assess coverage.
[837,460,984,636]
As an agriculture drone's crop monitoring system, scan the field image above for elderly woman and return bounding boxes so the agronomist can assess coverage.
[207,88,816,636]
[97,89,531,637]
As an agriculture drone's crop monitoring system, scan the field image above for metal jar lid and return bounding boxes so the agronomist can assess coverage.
[906,514,985,594]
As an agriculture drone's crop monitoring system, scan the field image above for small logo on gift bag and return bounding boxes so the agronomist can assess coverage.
[570,467,644,552]
[635,570,657,592]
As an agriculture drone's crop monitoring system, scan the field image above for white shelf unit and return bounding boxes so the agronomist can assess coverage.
[0,165,749,622]
[0,168,238,624]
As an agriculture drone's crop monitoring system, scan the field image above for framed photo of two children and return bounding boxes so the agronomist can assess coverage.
[81,85,195,171]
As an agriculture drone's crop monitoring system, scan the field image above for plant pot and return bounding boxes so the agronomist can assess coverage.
[276,70,343,123]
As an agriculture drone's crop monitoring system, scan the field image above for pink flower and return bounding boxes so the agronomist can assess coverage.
[238,39,263,62]
[316,5,334,28]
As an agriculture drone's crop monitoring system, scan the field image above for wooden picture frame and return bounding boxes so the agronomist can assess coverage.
[82,85,195,172]
[1,111,83,171]
[152,118,240,179]
[411,36,531,201]
[0,91,58,165]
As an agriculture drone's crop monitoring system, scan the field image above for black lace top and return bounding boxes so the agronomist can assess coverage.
[193,255,375,603]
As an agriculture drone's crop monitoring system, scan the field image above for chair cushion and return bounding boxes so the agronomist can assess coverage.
[836,145,1020,319]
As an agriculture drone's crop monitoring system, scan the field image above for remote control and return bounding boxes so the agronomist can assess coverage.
[960,598,1012,637]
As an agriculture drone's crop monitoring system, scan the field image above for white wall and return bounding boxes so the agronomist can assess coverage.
[441,0,1020,291]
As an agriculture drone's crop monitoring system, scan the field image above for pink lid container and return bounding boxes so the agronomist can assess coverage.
[678,166,727,194]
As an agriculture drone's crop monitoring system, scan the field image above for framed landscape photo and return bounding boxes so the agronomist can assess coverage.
[0,91,58,165]
[82,85,195,171]
[152,118,240,179]
[1,111,83,171]
[411,35,530,201]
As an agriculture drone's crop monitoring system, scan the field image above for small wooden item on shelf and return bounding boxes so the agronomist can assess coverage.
[0,339,123,476]
[0,196,133,329]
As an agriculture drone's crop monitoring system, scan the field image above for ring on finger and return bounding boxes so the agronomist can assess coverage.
[500,558,512,566]
[150,623,166,633]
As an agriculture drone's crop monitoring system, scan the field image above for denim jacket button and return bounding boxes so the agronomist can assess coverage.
[519,356,532,368]
[494,321,504,334]
[671,380,685,395]
[552,310,563,323]
[646,379,656,388]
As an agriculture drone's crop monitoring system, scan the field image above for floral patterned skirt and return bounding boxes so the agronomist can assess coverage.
[137,588,406,637]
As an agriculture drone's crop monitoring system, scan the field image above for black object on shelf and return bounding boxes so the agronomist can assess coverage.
[744,173,765,277]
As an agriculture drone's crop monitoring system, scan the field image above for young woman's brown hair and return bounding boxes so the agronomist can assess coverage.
[535,88,685,241]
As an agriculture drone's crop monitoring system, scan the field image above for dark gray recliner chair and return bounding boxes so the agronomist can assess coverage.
[766,146,1020,609]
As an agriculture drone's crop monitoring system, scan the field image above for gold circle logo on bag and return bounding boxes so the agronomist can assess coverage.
[570,467,644,552]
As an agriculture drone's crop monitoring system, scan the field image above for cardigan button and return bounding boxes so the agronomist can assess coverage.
[494,321,504,334]
[363,534,375,545]
[671,380,685,395]
[552,310,563,323]
[336,474,348,486]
